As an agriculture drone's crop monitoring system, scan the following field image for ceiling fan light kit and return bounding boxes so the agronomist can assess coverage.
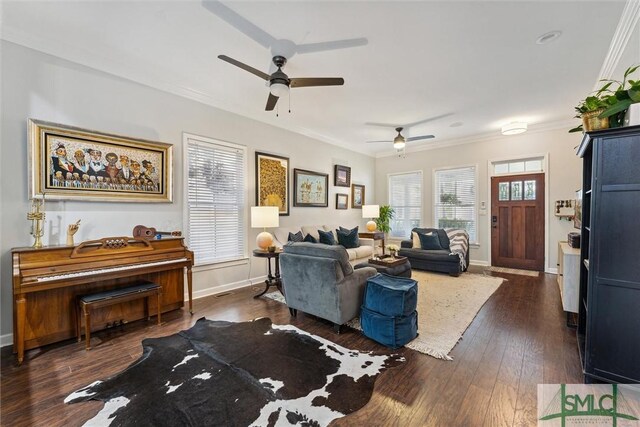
[218,54,344,113]
[501,122,528,135]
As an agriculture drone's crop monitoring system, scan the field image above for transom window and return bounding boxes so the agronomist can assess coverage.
[494,157,543,174]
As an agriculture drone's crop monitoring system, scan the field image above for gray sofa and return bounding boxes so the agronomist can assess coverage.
[279,243,377,332]
[398,227,469,276]
[274,224,374,266]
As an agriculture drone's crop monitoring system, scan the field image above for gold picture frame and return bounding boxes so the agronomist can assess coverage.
[28,119,173,202]
[255,151,289,216]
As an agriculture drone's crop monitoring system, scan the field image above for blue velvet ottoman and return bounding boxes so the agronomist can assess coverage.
[360,273,418,348]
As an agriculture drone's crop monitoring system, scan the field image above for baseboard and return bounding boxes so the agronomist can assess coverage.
[546,267,558,275]
[1,333,13,349]
[186,275,267,301]
[470,260,489,267]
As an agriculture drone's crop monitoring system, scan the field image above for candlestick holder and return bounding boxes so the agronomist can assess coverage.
[27,196,46,248]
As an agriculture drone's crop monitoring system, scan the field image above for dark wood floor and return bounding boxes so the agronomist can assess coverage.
[0,267,582,426]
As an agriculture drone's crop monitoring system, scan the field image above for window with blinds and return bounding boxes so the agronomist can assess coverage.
[388,171,422,238]
[434,166,477,243]
[186,135,247,265]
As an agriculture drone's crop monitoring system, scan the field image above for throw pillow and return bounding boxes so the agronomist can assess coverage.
[287,231,304,243]
[303,233,317,244]
[418,232,443,250]
[318,229,336,245]
[412,231,420,248]
[336,226,359,249]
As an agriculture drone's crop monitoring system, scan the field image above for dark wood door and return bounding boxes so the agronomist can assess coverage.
[491,173,545,271]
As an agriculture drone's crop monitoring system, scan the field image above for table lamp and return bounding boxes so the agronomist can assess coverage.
[251,206,279,250]
[362,204,379,232]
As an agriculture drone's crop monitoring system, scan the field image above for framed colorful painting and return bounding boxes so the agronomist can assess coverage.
[28,119,173,202]
[293,169,328,207]
[255,152,289,216]
[334,165,351,187]
[351,184,365,208]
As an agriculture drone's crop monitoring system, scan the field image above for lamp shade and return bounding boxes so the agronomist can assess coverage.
[362,205,380,219]
[501,122,528,135]
[251,206,279,228]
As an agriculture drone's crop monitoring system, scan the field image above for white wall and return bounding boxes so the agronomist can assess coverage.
[0,41,375,338]
[375,127,583,271]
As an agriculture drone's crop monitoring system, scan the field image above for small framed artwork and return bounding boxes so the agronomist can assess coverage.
[293,169,329,207]
[334,164,351,187]
[28,119,172,202]
[336,194,348,210]
[351,184,365,208]
[256,151,289,216]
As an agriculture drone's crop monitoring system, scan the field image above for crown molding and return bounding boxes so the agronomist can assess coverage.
[594,0,640,87]
[375,119,576,159]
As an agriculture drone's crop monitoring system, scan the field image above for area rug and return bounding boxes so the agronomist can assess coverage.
[264,271,504,360]
[485,266,539,277]
[65,317,404,427]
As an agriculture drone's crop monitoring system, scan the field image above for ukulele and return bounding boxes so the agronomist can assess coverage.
[132,225,182,239]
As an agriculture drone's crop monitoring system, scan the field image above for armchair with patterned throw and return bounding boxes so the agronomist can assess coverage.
[398,227,470,277]
[279,242,377,332]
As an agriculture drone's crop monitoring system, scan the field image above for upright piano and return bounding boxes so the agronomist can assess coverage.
[12,236,194,364]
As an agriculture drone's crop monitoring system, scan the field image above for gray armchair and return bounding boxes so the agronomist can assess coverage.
[279,242,377,332]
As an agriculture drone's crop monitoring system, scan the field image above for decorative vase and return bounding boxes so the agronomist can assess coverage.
[582,108,609,132]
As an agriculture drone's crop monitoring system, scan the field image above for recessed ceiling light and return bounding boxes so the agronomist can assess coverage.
[536,30,562,45]
[501,122,528,135]
[449,122,464,128]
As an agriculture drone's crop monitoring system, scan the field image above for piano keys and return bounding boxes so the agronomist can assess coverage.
[12,236,194,364]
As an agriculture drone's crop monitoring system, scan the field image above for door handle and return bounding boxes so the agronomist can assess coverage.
[492,215,497,228]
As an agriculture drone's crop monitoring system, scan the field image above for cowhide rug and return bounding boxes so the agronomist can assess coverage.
[65,317,404,426]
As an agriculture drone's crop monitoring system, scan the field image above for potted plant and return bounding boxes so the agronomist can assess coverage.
[598,65,640,127]
[570,65,640,133]
[374,205,395,234]
[569,88,614,133]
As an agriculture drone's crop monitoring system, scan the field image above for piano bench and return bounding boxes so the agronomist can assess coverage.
[76,281,162,351]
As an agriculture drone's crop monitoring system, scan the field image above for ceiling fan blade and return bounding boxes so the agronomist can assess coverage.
[406,135,435,142]
[203,1,276,50]
[218,55,270,80]
[295,38,369,54]
[265,93,279,111]
[290,77,344,88]
[365,140,392,143]
[402,113,454,128]
[365,122,401,128]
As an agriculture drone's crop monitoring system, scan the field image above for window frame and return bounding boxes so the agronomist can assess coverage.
[182,132,249,269]
[432,164,479,245]
[387,170,423,239]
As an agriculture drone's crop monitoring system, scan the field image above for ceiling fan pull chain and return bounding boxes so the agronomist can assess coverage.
[289,92,291,114]
[276,103,279,118]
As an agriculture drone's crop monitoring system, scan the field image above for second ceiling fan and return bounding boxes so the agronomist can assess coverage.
[367,127,435,150]
[218,54,344,111]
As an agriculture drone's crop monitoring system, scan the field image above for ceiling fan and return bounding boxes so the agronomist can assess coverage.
[218,54,344,111]
[366,127,435,150]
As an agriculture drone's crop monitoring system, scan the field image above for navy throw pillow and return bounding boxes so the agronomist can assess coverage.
[318,229,336,245]
[303,233,317,244]
[337,226,359,249]
[418,232,443,250]
[288,231,304,243]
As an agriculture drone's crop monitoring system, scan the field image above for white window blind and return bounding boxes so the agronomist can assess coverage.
[187,136,246,265]
[434,166,477,243]
[388,171,422,238]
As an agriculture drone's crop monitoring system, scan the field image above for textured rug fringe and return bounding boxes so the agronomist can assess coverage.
[405,343,454,361]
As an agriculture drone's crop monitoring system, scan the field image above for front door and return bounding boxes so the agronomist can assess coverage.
[491,173,545,271]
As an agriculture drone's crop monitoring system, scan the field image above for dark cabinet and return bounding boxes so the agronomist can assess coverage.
[577,126,640,383]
